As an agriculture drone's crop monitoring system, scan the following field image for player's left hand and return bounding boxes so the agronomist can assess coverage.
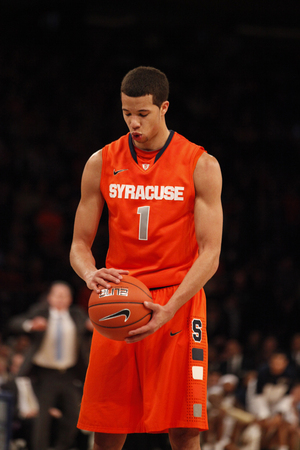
[125,301,173,343]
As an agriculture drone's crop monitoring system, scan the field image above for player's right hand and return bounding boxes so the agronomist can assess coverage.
[86,268,129,293]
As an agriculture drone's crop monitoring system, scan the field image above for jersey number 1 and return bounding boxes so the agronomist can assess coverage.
[137,206,150,240]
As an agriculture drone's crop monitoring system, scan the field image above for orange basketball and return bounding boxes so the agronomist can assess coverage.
[88,275,153,341]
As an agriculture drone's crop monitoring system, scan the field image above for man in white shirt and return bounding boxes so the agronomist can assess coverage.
[9,281,93,450]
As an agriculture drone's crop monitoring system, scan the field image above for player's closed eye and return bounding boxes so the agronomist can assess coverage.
[124,114,148,118]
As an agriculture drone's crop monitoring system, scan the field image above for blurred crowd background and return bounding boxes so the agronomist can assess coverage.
[0,1,300,449]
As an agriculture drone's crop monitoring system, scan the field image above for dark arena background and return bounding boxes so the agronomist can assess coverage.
[0,1,300,449]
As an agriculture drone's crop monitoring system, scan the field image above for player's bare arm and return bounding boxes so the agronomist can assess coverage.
[126,152,223,343]
[70,150,128,292]
[167,153,223,309]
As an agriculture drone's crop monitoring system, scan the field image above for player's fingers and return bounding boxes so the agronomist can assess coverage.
[98,268,129,284]
[104,268,129,277]
[88,279,106,292]
[90,272,122,291]
[127,324,151,337]
[125,330,151,344]
[144,301,160,311]
[117,269,130,275]
[99,271,121,282]
[126,313,160,342]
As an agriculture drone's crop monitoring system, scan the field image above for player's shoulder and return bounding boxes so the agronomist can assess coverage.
[194,152,222,193]
[194,150,221,175]
[83,149,103,175]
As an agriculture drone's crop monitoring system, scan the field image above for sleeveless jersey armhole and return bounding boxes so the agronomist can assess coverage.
[100,147,107,192]
[192,146,207,172]
[191,147,207,196]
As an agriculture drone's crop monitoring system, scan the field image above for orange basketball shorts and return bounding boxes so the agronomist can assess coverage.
[77,285,208,434]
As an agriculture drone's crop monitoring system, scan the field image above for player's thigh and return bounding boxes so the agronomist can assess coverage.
[168,428,200,450]
[93,432,127,450]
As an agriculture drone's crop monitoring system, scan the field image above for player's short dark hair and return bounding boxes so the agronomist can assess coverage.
[121,66,169,107]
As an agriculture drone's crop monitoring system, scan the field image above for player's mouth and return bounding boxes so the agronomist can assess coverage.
[131,132,142,141]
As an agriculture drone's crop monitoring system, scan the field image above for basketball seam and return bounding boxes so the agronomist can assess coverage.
[114,280,152,299]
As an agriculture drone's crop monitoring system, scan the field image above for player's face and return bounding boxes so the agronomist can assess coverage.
[47,283,73,311]
[121,93,169,150]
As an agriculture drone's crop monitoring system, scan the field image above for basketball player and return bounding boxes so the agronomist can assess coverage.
[70,67,223,450]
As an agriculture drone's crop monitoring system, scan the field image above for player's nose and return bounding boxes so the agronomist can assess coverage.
[130,116,140,129]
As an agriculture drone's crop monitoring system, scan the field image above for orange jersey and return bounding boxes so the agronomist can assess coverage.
[100,131,206,289]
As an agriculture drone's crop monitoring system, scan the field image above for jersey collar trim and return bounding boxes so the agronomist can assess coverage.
[128,130,175,165]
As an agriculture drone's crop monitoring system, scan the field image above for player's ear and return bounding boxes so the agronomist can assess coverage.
[160,101,169,116]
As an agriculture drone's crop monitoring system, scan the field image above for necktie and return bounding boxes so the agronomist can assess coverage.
[56,315,63,361]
